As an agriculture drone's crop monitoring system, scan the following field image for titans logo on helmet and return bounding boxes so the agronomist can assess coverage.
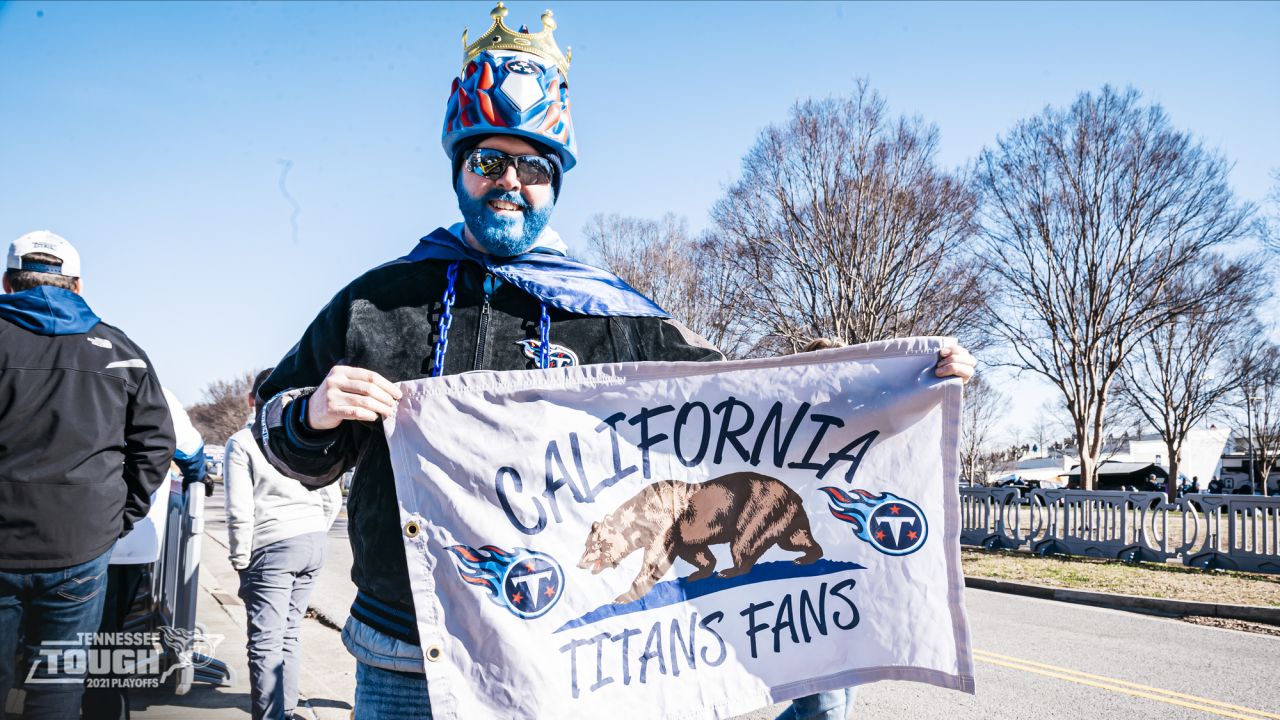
[446,545,564,619]
[516,339,579,368]
[819,487,929,556]
[505,58,540,75]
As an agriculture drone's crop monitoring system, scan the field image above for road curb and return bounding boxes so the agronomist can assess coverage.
[307,604,345,632]
[965,576,1280,626]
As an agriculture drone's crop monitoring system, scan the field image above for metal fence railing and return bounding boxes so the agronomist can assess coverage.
[959,488,1280,574]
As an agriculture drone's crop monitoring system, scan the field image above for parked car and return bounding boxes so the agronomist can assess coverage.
[996,477,1039,497]
[204,445,225,481]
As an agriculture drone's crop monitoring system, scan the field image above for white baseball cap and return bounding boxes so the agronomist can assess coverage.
[6,230,81,278]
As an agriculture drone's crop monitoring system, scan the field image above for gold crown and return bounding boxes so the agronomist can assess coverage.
[462,3,572,79]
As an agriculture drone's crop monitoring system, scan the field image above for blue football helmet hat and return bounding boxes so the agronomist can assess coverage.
[442,5,577,170]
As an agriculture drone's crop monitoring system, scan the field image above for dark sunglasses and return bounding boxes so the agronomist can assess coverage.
[466,147,555,186]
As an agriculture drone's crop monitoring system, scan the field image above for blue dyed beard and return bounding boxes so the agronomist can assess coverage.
[456,178,554,257]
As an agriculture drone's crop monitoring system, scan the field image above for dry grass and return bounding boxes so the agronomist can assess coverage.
[961,548,1280,608]
[1181,616,1280,637]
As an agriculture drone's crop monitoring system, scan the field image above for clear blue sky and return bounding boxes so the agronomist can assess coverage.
[2,1,1277,437]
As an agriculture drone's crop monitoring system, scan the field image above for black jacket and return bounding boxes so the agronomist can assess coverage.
[0,286,176,570]
[256,254,722,621]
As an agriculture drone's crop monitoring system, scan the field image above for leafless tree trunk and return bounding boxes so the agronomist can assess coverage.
[1239,343,1280,496]
[583,213,752,357]
[1115,260,1265,500]
[1260,169,1280,255]
[188,371,257,447]
[959,375,1009,484]
[1248,172,1280,494]
[706,80,987,356]
[977,86,1254,490]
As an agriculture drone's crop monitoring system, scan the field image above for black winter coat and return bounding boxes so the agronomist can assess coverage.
[0,288,175,570]
[255,256,722,618]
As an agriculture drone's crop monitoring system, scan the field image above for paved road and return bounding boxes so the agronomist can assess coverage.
[836,591,1280,720]
[203,483,1280,719]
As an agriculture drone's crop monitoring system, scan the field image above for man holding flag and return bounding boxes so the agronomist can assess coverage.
[254,5,975,718]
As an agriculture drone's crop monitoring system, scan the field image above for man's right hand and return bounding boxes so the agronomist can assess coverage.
[306,365,403,431]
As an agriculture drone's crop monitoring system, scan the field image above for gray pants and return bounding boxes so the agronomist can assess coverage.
[238,532,326,720]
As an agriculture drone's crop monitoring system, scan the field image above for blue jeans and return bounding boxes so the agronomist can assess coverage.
[777,688,858,720]
[82,563,147,720]
[0,549,112,720]
[354,660,433,720]
[238,532,326,720]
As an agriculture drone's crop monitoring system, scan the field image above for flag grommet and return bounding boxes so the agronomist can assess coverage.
[403,521,421,539]
[426,645,443,662]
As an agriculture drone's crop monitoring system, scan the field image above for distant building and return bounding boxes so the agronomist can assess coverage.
[984,426,1231,490]
[1121,426,1231,485]
[1065,461,1167,490]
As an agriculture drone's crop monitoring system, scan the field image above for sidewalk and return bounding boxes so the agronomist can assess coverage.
[130,515,356,718]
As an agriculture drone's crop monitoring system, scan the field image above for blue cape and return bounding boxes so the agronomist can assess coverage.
[0,286,101,335]
[401,227,669,318]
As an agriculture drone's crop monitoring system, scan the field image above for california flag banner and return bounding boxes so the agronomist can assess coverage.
[383,337,976,719]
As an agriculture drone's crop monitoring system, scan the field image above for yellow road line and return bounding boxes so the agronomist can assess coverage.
[974,650,1280,719]
[973,650,1279,720]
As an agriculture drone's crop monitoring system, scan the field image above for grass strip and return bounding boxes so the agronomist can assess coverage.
[961,548,1280,608]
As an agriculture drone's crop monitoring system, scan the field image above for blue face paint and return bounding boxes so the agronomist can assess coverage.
[456,175,555,257]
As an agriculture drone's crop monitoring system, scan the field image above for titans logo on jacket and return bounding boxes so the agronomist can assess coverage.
[516,338,579,368]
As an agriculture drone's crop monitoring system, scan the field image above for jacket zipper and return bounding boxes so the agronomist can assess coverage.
[473,272,496,370]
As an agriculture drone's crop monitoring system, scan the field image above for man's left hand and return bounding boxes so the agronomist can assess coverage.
[935,344,976,383]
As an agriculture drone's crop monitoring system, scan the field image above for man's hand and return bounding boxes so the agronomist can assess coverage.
[306,366,403,431]
[935,344,977,383]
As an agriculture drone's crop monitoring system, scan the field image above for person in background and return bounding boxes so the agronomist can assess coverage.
[0,231,174,719]
[225,368,341,720]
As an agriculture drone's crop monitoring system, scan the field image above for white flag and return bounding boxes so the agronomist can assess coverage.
[384,337,975,719]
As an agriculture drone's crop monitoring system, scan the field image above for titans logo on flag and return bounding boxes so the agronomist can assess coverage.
[446,544,565,619]
[516,339,579,368]
[820,487,929,556]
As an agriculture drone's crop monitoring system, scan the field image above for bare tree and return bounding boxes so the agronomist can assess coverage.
[1238,342,1280,496]
[1260,169,1280,254]
[707,80,987,356]
[1030,403,1071,456]
[584,213,752,357]
[187,371,257,447]
[1115,260,1265,500]
[977,86,1255,490]
[959,375,1009,484]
